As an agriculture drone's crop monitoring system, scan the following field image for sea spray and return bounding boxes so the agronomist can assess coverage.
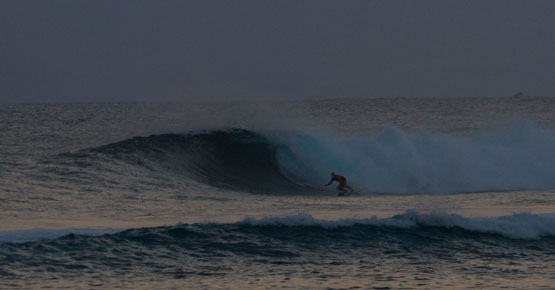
[271,120,555,194]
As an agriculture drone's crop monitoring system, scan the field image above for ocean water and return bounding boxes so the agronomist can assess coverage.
[1,97,555,289]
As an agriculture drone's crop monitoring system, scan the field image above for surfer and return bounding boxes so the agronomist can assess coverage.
[324,172,353,193]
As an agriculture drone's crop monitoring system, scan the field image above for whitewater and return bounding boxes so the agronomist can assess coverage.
[2,97,555,289]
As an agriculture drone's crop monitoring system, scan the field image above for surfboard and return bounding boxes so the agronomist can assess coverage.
[337,188,361,197]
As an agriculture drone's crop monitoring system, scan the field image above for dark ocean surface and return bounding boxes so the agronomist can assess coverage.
[2,97,555,289]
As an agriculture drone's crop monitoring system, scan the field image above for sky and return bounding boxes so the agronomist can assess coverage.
[1,0,554,103]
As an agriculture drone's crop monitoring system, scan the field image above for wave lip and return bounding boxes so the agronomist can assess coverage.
[240,211,555,240]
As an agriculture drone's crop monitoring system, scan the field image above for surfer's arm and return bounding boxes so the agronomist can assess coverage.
[324,178,334,186]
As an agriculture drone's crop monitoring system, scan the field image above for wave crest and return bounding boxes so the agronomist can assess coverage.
[241,211,555,240]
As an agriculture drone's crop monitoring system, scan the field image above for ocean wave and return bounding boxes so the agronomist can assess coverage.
[87,129,316,194]
[241,211,555,240]
[3,211,555,243]
[55,121,555,195]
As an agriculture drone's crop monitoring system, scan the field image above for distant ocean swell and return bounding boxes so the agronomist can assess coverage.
[55,122,555,194]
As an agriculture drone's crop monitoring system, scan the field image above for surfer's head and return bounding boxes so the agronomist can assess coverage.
[331,172,335,176]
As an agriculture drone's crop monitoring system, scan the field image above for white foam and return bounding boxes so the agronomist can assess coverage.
[241,211,555,240]
[272,120,555,194]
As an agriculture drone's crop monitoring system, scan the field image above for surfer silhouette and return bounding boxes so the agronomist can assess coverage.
[325,172,353,194]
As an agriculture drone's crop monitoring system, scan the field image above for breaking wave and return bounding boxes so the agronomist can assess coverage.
[73,120,555,194]
[2,211,555,244]
[241,211,555,240]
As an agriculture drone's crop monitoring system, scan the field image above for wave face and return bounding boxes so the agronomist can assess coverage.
[90,129,320,194]
[85,122,555,194]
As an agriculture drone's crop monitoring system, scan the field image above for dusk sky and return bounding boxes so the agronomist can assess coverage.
[1,0,554,103]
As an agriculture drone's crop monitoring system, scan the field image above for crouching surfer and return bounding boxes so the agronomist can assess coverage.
[324,172,354,196]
